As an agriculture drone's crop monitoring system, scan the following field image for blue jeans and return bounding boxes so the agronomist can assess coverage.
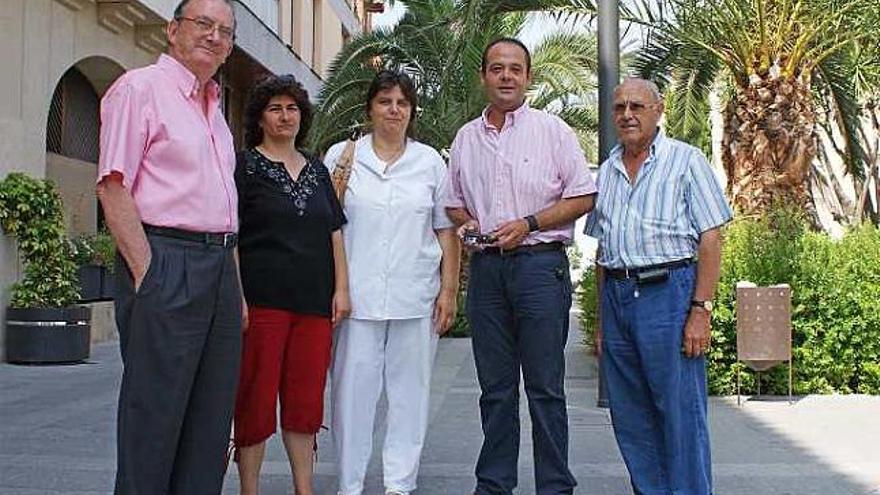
[468,249,577,495]
[601,264,712,495]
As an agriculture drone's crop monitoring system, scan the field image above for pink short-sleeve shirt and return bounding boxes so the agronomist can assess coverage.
[98,54,237,233]
[445,103,597,244]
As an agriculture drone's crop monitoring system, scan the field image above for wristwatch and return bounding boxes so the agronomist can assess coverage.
[691,299,714,312]
[524,215,540,232]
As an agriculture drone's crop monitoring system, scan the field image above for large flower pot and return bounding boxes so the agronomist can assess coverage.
[77,265,103,301]
[5,306,91,364]
[100,268,115,300]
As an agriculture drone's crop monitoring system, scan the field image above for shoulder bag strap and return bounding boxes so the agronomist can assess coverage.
[330,134,359,206]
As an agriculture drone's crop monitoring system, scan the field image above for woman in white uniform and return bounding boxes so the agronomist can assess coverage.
[324,70,461,495]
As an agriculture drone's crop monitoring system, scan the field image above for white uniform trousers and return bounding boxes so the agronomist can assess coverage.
[331,316,439,495]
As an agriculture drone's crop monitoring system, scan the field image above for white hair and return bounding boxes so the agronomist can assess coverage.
[616,77,663,103]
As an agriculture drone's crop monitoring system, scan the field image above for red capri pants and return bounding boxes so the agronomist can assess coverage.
[234,306,332,447]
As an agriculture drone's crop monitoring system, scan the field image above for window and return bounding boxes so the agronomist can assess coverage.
[46,68,99,163]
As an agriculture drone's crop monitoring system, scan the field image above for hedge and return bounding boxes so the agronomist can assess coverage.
[577,209,880,395]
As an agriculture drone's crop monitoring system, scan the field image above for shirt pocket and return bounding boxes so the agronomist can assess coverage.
[518,154,560,201]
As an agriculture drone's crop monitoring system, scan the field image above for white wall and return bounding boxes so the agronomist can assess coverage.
[241,0,280,33]
[0,0,159,359]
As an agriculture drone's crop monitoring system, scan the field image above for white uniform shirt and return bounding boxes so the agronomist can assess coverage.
[325,134,454,320]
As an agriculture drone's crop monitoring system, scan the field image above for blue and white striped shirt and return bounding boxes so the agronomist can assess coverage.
[584,131,733,269]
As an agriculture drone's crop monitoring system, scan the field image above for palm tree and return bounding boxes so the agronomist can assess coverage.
[632,0,878,216]
[308,0,600,159]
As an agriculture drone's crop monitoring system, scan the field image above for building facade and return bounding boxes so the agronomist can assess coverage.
[0,0,374,359]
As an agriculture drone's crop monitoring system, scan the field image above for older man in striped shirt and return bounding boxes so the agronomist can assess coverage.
[584,78,733,495]
[445,38,597,495]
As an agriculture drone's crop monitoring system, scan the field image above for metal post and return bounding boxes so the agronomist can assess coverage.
[598,0,620,162]
[596,0,619,409]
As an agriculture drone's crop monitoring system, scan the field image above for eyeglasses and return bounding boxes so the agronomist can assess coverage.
[613,101,660,115]
[176,16,235,41]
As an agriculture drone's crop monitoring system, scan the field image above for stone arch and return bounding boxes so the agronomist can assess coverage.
[45,56,126,235]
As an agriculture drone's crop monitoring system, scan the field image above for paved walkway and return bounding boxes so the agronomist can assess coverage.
[2,318,879,494]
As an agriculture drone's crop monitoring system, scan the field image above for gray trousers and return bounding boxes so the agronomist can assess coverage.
[113,232,242,494]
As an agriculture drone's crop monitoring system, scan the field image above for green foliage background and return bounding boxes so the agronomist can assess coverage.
[71,231,117,271]
[0,173,80,308]
[578,210,880,395]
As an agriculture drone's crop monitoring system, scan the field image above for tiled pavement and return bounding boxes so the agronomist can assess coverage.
[2,315,879,494]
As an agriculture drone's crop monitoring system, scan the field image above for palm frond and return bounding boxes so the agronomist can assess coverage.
[815,52,868,178]
[312,0,600,155]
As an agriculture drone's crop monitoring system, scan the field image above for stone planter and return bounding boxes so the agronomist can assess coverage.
[5,306,91,364]
[77,265,103,301]
[77,265,115,301]
[101,268,115,300]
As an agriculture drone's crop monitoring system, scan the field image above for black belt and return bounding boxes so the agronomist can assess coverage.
[605,258,693,279]
[143,225,238,249]
[481,241,564,256]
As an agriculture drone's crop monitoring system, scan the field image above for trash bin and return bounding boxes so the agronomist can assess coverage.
[735,283,793,404]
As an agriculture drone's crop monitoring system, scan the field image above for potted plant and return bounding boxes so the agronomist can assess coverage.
[92,230,116,299]
[72,231,116,301]
[0,172,90,364]
[71,235,101,301]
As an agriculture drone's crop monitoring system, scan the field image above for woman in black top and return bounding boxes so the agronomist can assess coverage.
[233,75,350,495]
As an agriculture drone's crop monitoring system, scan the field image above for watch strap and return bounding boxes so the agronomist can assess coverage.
[524,215,539,232]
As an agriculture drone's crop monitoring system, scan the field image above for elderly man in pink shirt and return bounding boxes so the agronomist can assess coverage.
[445,38,597,495]
[96,1,242,493]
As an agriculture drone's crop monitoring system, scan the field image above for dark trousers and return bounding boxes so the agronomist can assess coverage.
[113,233,242,494]
[601,264,712,495]
[468,249,577,495]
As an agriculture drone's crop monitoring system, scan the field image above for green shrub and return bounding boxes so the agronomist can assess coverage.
[579,208,880,395]
[91,230,117,270]
[70,236,96,266]
[71,230,117,271]
[446,288,471,338]
[576,266,598,351]
[0,172,80,308]
[714,210,880,395]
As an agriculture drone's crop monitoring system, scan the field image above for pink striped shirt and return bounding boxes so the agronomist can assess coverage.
[444,103,597,244]
[98,54,238,233]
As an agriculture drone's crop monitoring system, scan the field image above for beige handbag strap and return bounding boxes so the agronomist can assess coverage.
[331,136,358,206]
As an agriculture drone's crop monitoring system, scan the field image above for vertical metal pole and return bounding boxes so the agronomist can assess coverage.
[596,0,619,409]
[598,0,620,162]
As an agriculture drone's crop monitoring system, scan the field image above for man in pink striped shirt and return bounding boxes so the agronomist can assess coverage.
[96,1,242,493]
[445,38,597,495]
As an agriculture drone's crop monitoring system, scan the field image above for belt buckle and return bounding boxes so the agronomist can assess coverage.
[624,267,631,279]
[221,232,235,248]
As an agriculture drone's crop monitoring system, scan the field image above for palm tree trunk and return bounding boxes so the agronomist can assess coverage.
[723,71,817,215]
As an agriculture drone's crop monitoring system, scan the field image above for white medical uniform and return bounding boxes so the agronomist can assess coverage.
[325,134,454,495]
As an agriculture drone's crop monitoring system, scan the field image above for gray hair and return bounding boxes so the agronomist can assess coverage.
[173,0,236,25]
[616,77,663,102]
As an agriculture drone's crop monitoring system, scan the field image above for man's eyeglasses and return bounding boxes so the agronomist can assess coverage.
[176,16,235,41]
[613,101,659,115]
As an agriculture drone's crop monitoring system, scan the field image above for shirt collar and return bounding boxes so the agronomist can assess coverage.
[358,133,414,173]
[610,128,665,162]
[157,53,220,101]
[609,128,665,178]
[480,101,530,131]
